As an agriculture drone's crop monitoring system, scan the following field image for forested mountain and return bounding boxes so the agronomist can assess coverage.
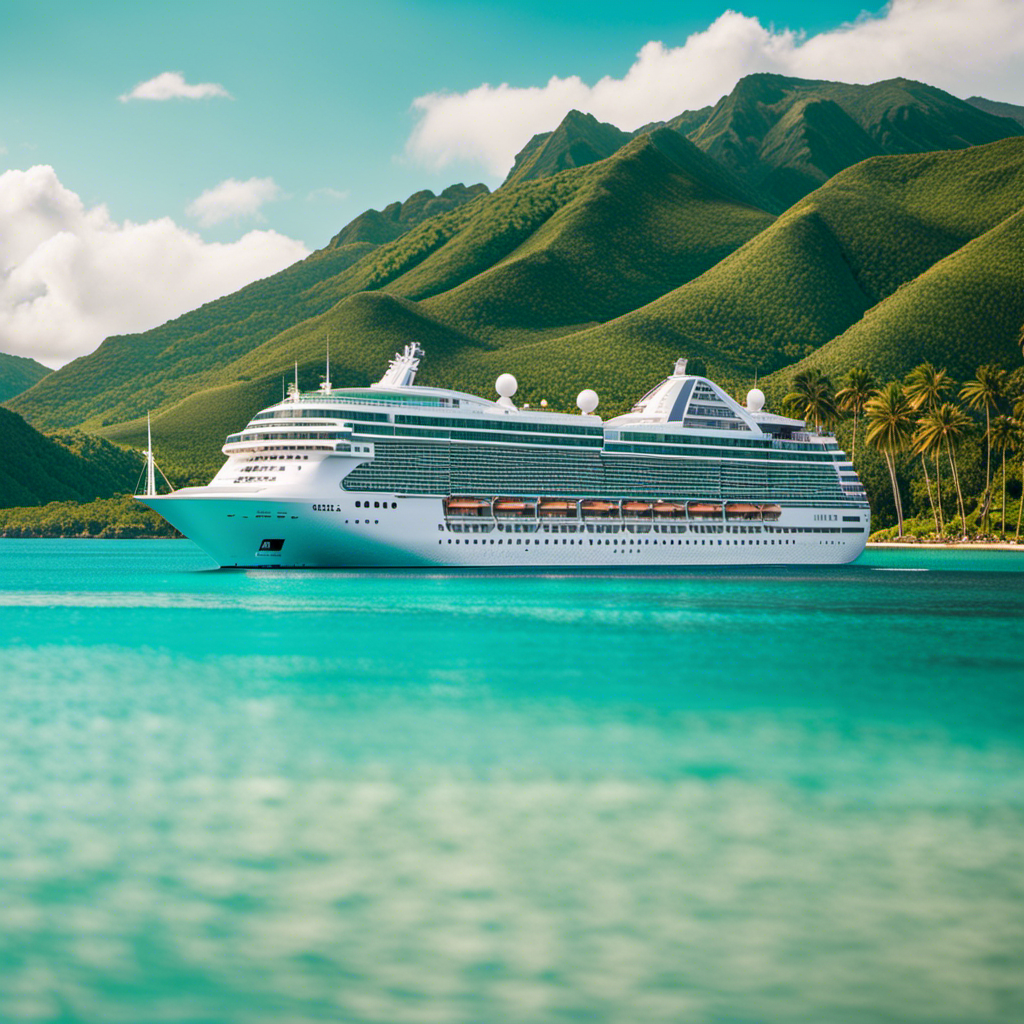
[328,183,490,246]
[500,76,1022,211]
[967,96,1024,127]
[4,75,1024,487]
[0,352,51,402]
[502,110,632,187]
[0,407,142,507]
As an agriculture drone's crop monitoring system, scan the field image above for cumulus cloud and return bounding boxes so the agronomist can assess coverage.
[407,0,1024,177]
[120,71,232,102]
[186,177,281,227]
[0,166,309,368]
[307,187,350,202]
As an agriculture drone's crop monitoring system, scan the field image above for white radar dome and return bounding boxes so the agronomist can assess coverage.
[746,387,765,412]
[577,389,599,414]
[496,373,518,399]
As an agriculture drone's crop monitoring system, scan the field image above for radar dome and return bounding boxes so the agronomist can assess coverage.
[746,388,765,412]
[577,389,599,414]
[496,373,518,399]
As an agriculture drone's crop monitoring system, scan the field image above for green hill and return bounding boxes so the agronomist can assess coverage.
[502,110,632,187]
[522,136,1024,394]
[967,96,1024,128]
[498,77,1022,212]
[0,407,143,508]
[689,75,1023,209]
[328,183,490,246]
[0,352,51,401]
[774,206,1024,385]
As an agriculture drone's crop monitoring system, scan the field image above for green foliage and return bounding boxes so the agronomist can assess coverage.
[0,494,179,538]
[0,352,51,402]
[0,407,143,508]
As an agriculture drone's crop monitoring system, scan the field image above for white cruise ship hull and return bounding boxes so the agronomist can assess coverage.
[142,492,868,569]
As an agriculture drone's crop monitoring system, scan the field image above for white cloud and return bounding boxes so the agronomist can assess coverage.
[120,71,232,102]
[407,0,1024,177]
[186,177,281,227]
[0,166,309,368]
[307,187,350,202]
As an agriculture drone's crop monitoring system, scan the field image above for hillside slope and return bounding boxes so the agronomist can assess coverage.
[774,207,1024,384]
[522,136,1024,392]
[328,183,489,246]
[503,77,1023,213]
[0,352,51,401]
[0,407,142,508]
[689,75,1023,209]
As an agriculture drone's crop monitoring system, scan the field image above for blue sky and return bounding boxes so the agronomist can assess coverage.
[2,0,1022,366]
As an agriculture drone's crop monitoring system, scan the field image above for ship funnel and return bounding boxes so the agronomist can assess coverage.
[674,358,688,376]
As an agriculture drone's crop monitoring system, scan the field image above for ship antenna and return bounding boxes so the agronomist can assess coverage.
[145,412,157,497]
[282,375,286,401]
[295,360,299,396]
[320,333,332,392]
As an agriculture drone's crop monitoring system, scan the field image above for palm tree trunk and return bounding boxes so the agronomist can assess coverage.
[921,454,938,535]
[983,407,992,531]
[1017,455,1024,542]
[886,452,904,537]
[935,448,944,534]
[1001,450,1007,536]
[947,440,967,538]
[851,410,858,463]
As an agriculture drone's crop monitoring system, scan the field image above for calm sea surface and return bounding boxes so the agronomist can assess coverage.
[0,540,1022,1024]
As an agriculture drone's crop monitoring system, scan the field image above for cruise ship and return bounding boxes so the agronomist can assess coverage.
[139,345,870,567]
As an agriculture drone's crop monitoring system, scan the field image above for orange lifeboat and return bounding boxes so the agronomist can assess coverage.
[687,501,721,518]
[538,500,576,516]
[760,503,782,521]
[581,500,617,517]
[493,499,535,516]
[653,502,685,517]
[444,497,489,516]
[725,502,761,520]
[622,501,652,515]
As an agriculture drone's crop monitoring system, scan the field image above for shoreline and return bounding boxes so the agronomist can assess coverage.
[868,541,1024,551]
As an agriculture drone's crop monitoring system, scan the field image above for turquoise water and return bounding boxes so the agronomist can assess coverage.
[0,540,1022,1024]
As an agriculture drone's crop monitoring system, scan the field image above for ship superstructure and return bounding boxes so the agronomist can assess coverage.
[140,346,870,567]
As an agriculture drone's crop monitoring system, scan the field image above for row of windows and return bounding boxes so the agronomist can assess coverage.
[341,440,857,505]
[396,414,601,437]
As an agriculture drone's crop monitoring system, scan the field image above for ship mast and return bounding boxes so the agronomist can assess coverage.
[144,412,157,497]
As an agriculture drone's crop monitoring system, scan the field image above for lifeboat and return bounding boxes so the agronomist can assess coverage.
[760,503,782,522]
[538,500,576,516]
[725,502,761,520]
[653,502,686,517]
[581,500,617,517]
[687,501,721,519]
[493,499,535,516]
[444,497,489,516]
[621,501,652,516]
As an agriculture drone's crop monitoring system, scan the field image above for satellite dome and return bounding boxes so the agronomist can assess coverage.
[746,387,765,412]
[495,373,518,398]
[577,389,599,414]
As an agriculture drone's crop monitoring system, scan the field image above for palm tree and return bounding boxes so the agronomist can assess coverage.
[960,365,1008,530]
[865,383,915,538]
[914,402,974,539]
[835,367,875,463]
[989,415,1017,537]
[905,363,953,535]
[784,368,838,433]
[1015,397,1024,543]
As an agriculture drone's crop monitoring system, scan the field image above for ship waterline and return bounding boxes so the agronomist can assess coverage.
[141,347,870,568]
